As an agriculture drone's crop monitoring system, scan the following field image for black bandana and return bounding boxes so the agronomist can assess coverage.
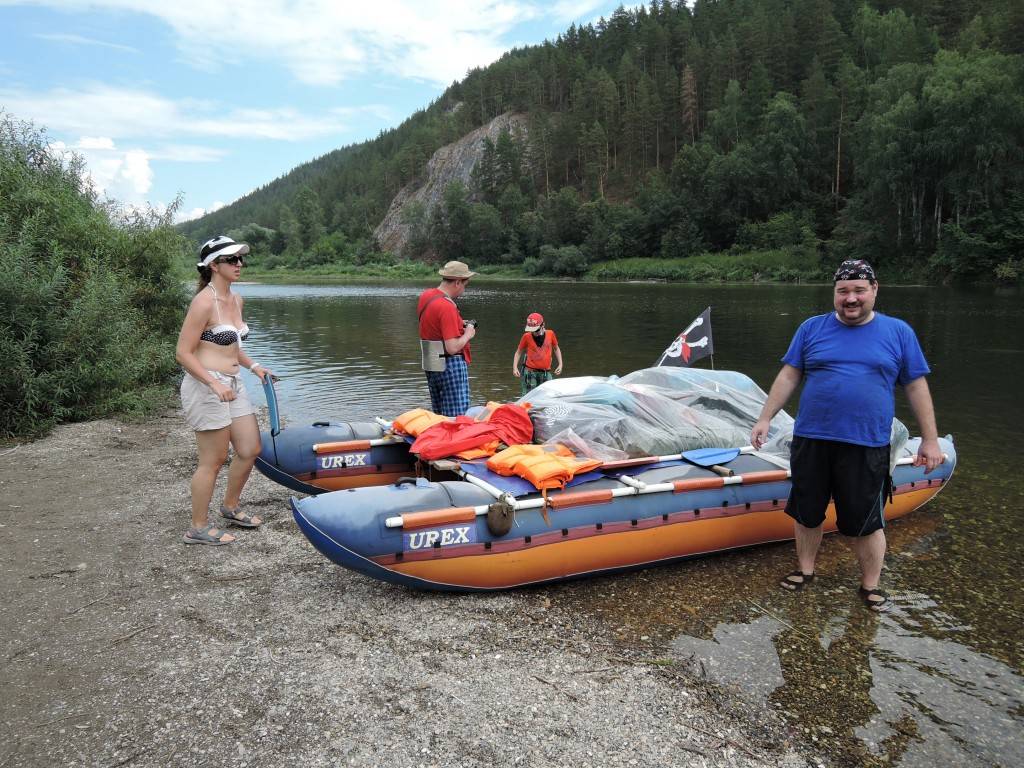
[834,259,876,283]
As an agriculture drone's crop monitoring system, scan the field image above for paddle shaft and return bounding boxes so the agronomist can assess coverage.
[383,452,946,529]
[602,450,739,473]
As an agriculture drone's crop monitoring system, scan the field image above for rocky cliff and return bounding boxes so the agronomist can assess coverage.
[374,112,528,257]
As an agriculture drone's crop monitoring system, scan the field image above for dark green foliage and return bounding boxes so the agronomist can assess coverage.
[931,191,1024,281]
[833,48,1024,279]
[0,114,188,437]
[178,0,1024,285]
[525,244,588,277]
[589,249,822,282]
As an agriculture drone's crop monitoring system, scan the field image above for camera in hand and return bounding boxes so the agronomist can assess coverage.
[464,319,478,328]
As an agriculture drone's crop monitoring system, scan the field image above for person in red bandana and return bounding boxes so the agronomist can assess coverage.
[751,259,942,611]
[512,312,563,397]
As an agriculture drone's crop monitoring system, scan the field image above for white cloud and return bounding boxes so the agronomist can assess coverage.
[10,1,594,86]
[175,200,224,224]
[6,0,615,214]
[159,0,534,85]
[120,149,153,194]
[50,136,153,200]
[547,1,609,23]
[151,144,227,163]
[177,207,206,223]
[0,83,371,141]
[33,32,140,54]
[77,136,116,150]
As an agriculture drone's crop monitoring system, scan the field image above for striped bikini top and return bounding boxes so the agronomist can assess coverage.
[199,285,249,346]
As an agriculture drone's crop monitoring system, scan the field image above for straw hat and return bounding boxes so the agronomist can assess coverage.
[438,260,477,279]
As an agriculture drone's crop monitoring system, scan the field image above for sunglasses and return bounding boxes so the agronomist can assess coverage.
[216,254,246,266]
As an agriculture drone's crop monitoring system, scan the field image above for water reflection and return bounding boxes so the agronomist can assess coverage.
[235,280,1023,766]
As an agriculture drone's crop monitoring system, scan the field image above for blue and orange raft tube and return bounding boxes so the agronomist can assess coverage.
[289,435,957,592]
[253,377,416,494]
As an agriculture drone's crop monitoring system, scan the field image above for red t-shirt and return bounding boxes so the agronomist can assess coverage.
[517,330,558,370]
[418,288,471,363]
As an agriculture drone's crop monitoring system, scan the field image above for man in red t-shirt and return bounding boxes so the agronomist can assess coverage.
[512,311,563,397]
[417,260,477,415]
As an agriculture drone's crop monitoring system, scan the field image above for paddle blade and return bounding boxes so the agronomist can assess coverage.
[681,447,741,466]
[262,375,282,437]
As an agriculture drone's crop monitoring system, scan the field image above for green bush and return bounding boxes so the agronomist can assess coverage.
[297,231,350,268]
[0,114,189,437]
[994,259,1022,283]
[521,244,589,277]
[588,248,824,283]
[551,245,588,277]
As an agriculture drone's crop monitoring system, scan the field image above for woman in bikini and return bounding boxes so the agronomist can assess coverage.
[175,235,274,545]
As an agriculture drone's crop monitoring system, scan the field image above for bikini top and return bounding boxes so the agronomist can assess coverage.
[199,286,249,346]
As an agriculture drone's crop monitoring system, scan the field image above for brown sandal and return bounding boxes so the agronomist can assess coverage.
[780,571,814,591]
[858,586,889,611]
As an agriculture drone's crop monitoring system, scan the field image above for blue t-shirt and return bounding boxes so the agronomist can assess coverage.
[782,312,930,447]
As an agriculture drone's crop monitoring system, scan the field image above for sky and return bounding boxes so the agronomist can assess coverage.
[0,1,625,223]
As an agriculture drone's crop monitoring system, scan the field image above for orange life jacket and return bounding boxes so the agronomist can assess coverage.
[518,330,558,371]
[487,444,603,490]
[392,408,450,437]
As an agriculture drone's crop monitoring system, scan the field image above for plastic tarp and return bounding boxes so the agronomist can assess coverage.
[521,367,909,468]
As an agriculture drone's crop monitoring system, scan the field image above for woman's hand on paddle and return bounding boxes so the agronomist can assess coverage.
[210,380,235,402]
[750,419,770,450]
[251,365,275,383]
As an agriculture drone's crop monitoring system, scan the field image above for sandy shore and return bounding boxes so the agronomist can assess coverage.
[0,413,810,768]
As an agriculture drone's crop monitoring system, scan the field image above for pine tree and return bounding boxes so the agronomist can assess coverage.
[681,64,700,145]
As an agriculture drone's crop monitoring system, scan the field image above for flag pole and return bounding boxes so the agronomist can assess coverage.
[707,306,715,372]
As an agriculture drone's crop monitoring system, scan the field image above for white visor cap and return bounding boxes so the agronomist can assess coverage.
[197,235,250,267]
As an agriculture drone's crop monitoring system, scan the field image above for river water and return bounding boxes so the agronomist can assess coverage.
[236,279,1023,767]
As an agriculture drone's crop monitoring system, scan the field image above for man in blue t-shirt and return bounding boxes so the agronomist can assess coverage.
[750,259,943,611]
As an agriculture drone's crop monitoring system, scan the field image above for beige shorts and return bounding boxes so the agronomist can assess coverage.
[180,370,256,432]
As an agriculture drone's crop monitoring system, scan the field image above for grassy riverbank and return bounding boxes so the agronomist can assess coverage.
[588,249,821,283]
[241,247,827,284]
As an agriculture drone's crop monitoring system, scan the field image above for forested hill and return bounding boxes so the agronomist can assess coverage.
[178,1,1024,284]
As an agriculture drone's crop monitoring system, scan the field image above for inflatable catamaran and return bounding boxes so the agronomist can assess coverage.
[254,379,416,494]
[256,369,956,592]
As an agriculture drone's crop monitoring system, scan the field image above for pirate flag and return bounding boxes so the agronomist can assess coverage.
[654,307,714,367]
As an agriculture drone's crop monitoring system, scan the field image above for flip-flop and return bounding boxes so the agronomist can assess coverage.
[858,586,889,611]
[220,505,262,528]
[780,570,814,591]
[183,523,235,546]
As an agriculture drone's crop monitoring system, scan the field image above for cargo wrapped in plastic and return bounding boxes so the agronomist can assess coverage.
[521,367,908,467]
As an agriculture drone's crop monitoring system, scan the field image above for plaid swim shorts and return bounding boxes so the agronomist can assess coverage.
[425,354,470,416]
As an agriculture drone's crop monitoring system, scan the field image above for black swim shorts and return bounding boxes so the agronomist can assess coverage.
[785,436,891,537]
